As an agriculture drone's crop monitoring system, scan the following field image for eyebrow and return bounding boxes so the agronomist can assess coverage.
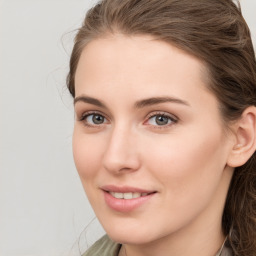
[74,95,190,108]
[74,96,107,108]
[134,96,190,108]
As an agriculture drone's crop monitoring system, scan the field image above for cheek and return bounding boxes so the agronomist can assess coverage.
[72,129,104,181]
[143,126,229,197]
[138,128,230,233]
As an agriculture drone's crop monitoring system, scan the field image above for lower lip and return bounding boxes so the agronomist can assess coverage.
[103,191,156,213]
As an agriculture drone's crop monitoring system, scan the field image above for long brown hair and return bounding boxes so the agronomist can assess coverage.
[67,0,256,255]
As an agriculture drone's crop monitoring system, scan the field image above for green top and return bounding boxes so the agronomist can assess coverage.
[82,235,233,256]
[82,235,121,256]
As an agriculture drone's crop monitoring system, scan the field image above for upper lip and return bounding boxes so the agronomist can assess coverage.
[101,185,156,193]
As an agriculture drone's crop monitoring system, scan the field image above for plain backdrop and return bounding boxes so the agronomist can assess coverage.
[0,0,255,256]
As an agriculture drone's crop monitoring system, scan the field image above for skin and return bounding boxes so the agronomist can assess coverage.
[73,34,236,256]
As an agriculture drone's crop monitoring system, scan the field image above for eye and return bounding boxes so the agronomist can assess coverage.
[146,113,177,127]
[80,112,108,126]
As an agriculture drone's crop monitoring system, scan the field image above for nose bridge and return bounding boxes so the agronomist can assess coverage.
[103,123,140,173]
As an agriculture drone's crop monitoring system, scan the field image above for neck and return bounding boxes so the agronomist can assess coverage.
[120,224,225,256]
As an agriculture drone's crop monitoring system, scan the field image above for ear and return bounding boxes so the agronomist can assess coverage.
[227,106,256,168]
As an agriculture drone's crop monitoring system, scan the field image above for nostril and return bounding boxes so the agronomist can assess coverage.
[103,151,141,174]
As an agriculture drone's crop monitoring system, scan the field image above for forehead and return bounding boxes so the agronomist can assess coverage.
[75,34,211,104]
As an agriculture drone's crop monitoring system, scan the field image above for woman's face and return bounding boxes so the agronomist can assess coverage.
[73,35,234,245]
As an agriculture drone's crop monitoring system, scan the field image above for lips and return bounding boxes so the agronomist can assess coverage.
[101,185,157,212]
[101,185,155,193]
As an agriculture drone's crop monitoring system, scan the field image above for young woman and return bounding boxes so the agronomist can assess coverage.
[67,0,256,255]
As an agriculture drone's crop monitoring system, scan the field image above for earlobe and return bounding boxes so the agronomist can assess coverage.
[227,106,256,168]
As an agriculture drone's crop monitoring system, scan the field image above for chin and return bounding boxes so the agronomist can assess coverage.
[101,220,162,245]
[108,232,153,245]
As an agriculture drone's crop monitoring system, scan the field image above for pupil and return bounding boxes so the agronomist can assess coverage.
[156,115,168,125]
[93,115,104,124]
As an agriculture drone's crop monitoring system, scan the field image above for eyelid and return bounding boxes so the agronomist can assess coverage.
[78,110,109,121]
[146,111,178,120]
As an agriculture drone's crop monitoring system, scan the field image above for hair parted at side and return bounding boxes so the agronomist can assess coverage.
[67,0,256,255]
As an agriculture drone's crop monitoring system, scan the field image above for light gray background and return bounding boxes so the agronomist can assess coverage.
[0,1,255,256]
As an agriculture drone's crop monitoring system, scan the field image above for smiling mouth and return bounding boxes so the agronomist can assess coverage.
[109,191,155,199]
[102,188,157,212]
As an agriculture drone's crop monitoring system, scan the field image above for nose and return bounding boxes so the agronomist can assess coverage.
[102,126,141,174]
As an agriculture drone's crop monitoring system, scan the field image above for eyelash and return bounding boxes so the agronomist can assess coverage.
[78,111,178,129]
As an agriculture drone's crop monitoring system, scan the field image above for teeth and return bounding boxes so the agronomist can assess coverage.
[114,192,123,199]
[109,192,150,199]
[124,192,133,199]
[132,192,141,198]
